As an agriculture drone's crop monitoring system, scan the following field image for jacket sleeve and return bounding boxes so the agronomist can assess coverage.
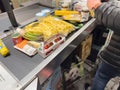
[95,1,120,33]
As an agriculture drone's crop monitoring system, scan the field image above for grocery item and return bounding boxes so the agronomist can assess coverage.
[58,0,72,10]
[78,23,84,28]
[37,34,65,58]
[12,32,22,45]
[74,0,88,12]
[14,40,37,56]
[81,11,89,22]
[23,31,43,41]
[89,10,95,17]
[27,41,40,48]
[0,39,9,57]
[54,10,79,16]
[61,2,70,10]
[23,16,75,41]
[41,9,51,15]
[63,14,82,22]
[73,0,90,22]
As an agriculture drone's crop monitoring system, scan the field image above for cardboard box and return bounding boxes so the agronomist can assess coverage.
[11,0,20,8]
[78,34,93,60]
[11,0,32,8]
[0,9,1,13]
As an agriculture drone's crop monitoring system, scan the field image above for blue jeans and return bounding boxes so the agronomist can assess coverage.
[91,61,120,90]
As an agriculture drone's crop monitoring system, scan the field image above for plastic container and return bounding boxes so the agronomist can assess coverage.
[37,34,66,58]
[35,12,46,21]
[81,10,89,22]
[36,9,50,21]
[12,32,22,45]
[41,9,51,15]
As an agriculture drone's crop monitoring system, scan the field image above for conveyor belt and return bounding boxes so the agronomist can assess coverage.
[0,4,96,89]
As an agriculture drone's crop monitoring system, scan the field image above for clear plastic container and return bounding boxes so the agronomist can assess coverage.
[36,9,51,21]
[35,12,46,21]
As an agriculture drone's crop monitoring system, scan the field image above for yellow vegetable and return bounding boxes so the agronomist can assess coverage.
[23,16,75,41]
[0,39,9,57]
[89,10,95,17]
[55,10,79,16]
[0,47,9,57]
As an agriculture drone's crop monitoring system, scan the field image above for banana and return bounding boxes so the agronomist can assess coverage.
[23,35,39,41]
[23,32,43,41]
[26,31,41,36]
[23,16,75,41]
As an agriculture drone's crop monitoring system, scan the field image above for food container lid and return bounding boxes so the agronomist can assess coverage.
[41,9,51,13]
[12,32,20,38]
[35,12,46,17]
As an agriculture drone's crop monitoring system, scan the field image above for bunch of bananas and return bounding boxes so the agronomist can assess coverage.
[41,16,75,36]
[23,32,43,41]
[23,16,75,41]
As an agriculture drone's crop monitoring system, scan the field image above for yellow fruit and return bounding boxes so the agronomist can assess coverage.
[89,10,95,17]
[55,10,79,16]
[0,46,9,57]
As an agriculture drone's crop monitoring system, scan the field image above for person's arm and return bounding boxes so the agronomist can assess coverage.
[95,1,120,33]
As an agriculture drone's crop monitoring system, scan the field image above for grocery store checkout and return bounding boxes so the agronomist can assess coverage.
[0,0,96,90]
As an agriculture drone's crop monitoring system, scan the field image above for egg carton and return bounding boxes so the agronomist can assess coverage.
[37,34,65,58]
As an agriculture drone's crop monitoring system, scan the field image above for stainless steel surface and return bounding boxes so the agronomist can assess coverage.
[0,4,53,32]
[0,13,12,31]
[0,3,96,89]
[13,4,53,25]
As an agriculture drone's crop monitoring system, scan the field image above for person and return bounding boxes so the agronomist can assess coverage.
[86,0,120,90]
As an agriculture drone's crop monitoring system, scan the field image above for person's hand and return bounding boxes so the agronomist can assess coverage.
[87,0,102,10]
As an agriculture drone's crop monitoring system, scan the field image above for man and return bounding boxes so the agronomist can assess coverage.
[87,0,120,90]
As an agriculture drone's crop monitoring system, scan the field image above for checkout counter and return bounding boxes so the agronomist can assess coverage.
[0,1,96,90]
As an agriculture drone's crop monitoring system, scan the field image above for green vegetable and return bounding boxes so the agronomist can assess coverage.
[78,23,83,28]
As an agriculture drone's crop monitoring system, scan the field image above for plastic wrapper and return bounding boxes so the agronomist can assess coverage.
[63,14,82,22]
[21,16,75,41]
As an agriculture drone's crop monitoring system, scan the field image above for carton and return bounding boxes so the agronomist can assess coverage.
[38,34,65,58]
[78,34,93,60]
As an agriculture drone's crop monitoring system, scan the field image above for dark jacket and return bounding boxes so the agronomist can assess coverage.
[95,1,120,68]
